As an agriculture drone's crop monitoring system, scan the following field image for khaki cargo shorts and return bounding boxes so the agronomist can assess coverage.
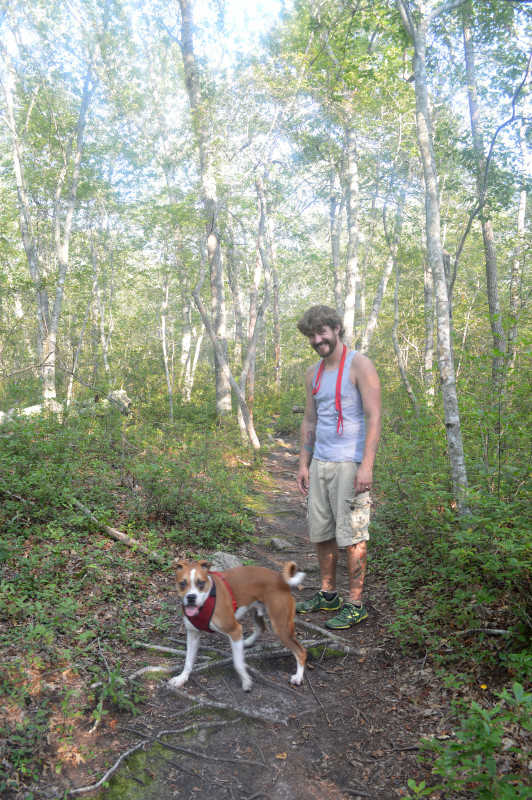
[307,459,371,547]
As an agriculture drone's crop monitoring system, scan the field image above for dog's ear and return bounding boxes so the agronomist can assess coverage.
[174,560,186,574]
[199,560,211,572]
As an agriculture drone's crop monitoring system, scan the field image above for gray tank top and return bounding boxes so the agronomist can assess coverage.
[312,349,366,463]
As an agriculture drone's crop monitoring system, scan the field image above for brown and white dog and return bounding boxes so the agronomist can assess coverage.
[169,560,307,692]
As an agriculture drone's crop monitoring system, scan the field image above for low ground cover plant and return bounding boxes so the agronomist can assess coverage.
[0,407,256,791]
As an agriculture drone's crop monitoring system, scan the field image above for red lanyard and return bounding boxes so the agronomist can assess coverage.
[312,344,347,436]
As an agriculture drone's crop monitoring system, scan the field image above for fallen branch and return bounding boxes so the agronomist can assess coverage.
[72,499,164,563]
[67,741,148,796]
[133,641,186,655]
[456,628,510,636]
[128,666,173,681]
[157,719,240,738]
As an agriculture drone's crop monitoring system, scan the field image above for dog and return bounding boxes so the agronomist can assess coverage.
[168,559,307,692]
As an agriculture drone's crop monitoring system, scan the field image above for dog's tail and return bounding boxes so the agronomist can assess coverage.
[282,561,306,588]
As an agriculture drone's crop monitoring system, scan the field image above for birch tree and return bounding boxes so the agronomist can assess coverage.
[396,0,470,513]
[177,0,232,416]
[461,7,506,389]
[0,4,104,405]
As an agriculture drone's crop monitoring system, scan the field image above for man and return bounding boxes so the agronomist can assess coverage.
[296,305,381,629]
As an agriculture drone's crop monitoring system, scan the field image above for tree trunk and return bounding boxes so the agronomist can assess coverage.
[423,257,435,403]
[507,122,529,374]
[67,279,97,406]
[462,17,506,390]
[161,275,174,420]
[397,0,469,513]
[343,125,359,346]
[329,158,345,317]
[178,0,231,416]
[1,39,98,404]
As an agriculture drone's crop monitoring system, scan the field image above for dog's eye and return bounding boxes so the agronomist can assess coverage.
[178,581,187,590]
[196,580,206,590]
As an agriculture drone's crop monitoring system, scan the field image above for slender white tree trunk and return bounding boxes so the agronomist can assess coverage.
[508,122,530,374]
[397,0,469,513]
[462,17,506,389]
[423,257,435,403]
[343,125,359,346]
[1,39,98,405]
[178,0,231,416]
[161,275,174,420]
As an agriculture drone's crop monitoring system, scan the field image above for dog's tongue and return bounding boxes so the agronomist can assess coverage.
[184,606,199,617]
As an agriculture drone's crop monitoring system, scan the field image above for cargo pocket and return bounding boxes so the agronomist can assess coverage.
[343,492,371,544]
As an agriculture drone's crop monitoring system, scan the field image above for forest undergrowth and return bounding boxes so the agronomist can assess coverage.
[0,387,530,799]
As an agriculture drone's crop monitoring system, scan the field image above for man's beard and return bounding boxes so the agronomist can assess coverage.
[313,337,337,358]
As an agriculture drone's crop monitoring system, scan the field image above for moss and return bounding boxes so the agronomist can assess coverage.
[307,645,344,659]
[97,747,156,800]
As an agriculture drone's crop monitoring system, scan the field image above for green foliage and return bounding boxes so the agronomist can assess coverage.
[0,697,50,792]
[372,398,531,675]
[272,386,305,437]
[408,684,532,800]
[0,409,257,788]
[133,446,254,549]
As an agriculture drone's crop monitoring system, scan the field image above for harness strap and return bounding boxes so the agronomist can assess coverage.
[210,571,238,613]
[312,344,347,437]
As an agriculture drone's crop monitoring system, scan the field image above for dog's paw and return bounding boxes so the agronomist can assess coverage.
[241,677,253,691]
[168,674,188,689]
[290,674,303,686]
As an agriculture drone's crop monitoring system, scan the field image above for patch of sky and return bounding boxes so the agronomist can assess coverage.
[191,0,293,67]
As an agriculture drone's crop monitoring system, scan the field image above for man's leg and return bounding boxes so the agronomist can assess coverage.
[345,540,367,604]
[296,461,342,614]
[316,538,339,592]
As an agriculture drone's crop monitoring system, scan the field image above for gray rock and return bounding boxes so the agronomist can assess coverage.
[270,537,293,552]
[210,552,243,570]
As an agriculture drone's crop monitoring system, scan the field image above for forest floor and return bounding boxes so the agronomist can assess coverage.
[37,438,457,800]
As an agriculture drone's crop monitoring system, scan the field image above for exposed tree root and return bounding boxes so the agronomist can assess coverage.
[67,741,148,796]
[295,618,379,654]
[119,724,266,766]
[166,684,285,723]
[133,641,186,655]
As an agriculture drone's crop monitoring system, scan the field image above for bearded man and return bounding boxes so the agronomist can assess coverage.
[295,305,382,629]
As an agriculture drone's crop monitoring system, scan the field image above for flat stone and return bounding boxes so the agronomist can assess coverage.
[210,552,243,570]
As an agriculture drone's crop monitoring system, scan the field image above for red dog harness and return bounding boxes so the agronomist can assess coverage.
[186,572,238,633]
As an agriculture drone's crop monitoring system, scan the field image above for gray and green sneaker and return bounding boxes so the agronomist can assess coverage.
[295,590,342,614]
[325,601,368,629]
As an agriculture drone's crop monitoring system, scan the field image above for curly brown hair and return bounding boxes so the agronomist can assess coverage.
[297,305,345,339]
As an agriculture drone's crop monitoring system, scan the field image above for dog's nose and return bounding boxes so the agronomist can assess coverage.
[185,593,197,604]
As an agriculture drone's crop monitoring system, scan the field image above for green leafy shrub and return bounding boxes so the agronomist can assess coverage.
[133,448,254,549]
[412,684,532,800]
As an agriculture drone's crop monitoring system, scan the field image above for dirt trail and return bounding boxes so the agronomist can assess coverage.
[60,440,451,800]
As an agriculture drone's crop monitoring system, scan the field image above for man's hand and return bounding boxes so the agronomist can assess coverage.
[354,466,372,495]
[297,465,310,495]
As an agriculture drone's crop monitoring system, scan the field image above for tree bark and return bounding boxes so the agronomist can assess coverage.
[1,38,99,405]
[423,257,435,403]
[397,0,469,513]
[161,274,174,420]
[507,122,529,374]
[178,0,231,416]
[343,125,360,346]
[329,157,345,317]
[462,16,506,390]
